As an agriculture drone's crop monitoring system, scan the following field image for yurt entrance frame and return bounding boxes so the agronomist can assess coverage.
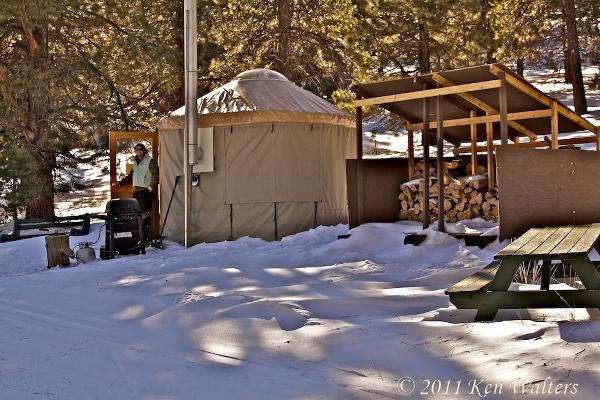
[352,63,600,233]
[109,131,160,236]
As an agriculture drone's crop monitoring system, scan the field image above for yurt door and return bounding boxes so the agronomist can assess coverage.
[108,131,160,237]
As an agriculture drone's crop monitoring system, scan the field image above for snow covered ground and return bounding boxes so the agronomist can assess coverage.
[2,68,600,399]
[1,220,600,399]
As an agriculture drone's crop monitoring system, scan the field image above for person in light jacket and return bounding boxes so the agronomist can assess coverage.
[115,143,159,243]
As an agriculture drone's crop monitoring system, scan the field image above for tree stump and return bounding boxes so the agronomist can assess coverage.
[45,234,71,268]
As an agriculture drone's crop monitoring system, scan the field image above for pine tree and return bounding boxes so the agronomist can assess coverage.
[0,0,183,218]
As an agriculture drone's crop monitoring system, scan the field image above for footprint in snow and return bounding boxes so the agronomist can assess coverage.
[219,299,311,331]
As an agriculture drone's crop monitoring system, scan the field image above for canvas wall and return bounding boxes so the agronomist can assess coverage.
[159,122,355,244]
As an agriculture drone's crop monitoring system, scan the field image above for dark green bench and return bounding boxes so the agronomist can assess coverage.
[0,214,91,243]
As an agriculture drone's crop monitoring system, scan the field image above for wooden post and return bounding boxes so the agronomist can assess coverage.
[470,110,477,175]
[109,132,117,198]
[551,101,559,149]
[498,72,508,145]
[45,234,71,268]
[436,92,445,233]
[486,113,494,190]
[356,106,364,225]
[596,127,600,151]
[408,129,415,180]
[422,85,430,229]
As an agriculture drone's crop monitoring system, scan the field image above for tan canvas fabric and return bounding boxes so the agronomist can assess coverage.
[225,124,275,203]
[232,203,275,241]
[272,123,321,202]
[317,124,356,226]
[159,129,185,243]
[158,69,356,244]
[157,69,354,130]
[160,127,231,244]
[158,111,355,130]
[276,202,317,240]
[159,117,356,244]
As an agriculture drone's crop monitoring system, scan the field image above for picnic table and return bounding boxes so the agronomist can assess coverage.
[446,223,600,321]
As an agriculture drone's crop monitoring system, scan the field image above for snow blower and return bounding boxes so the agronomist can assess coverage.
[149,175,181,249]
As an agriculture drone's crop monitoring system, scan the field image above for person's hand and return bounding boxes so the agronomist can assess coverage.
[147,186,153,192]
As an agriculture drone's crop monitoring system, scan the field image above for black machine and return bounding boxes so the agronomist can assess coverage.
[99,198,146,259]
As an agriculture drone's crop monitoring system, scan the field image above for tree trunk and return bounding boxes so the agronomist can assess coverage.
[276,0,291,78]
[563,0,587,114]
[418,22,431,73]
[516,58,524,76]
[21,0,55,219]
[45,234,71,268]
[481,0,496,64]
[562,25,572,83]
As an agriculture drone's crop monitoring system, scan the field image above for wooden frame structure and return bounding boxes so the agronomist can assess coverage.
[351,63,600,232]
[108,131,160,237]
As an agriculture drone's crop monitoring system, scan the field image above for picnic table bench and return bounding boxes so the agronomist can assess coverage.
[0,214,91,243]
[446,223,600,321]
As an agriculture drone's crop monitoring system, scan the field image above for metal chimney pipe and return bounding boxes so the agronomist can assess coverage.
[183,0,198,248]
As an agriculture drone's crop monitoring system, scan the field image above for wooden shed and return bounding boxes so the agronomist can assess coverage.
[351,63,600,231]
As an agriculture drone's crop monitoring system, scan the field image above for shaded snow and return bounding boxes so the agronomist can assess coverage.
[2,67,600,399]
[1,220,599,399]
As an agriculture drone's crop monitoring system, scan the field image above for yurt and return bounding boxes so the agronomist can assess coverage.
[157,69,356,244]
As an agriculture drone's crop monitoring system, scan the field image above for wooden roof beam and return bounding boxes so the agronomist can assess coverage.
[489,64,598,134]
[406,109,551,130]
[352,80,501,107]
[452,135,598,154]
[431,72,537,141]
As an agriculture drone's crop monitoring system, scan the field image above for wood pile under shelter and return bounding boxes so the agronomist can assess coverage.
[399,161,498,223]
[351,63,600,232]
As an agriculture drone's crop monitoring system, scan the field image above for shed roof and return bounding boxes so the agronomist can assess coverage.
[351,63,598,146]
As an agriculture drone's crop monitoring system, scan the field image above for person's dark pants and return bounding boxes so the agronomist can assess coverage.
[133,189,153,243]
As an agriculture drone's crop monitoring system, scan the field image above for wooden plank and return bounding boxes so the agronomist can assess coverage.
[406,110,551,131]
[422,88,430,229]
[453,135,598,155]
[486,116,494,189]
[446,261,501,293]
[489,64,598,133]
[431,72,537,140]
[531,226,575,255]
[449,289,600,311]
[407,129,414,180]
[551,225,591,255]
[495,228,543,257]
[513,227,559,255]
[470,111,477,175]
[569,223,600,254]
[498,71,508,144]
[570,257,600,289]
[597,127,600,151]
[355,106,364,225]
[109,132,118,198]
[540,260,551,290]
[436,90,445,233]
[551,101,559,149]
[353,80,502,107]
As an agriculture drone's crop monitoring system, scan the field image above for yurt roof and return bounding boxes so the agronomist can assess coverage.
[158,69,354,129]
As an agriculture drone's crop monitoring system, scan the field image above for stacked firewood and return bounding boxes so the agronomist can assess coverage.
[398,162,499,223]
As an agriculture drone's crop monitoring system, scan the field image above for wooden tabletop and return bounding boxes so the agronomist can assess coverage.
[495,223,600,260]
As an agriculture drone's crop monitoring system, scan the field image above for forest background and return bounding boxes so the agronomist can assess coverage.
[1,0,599,220]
